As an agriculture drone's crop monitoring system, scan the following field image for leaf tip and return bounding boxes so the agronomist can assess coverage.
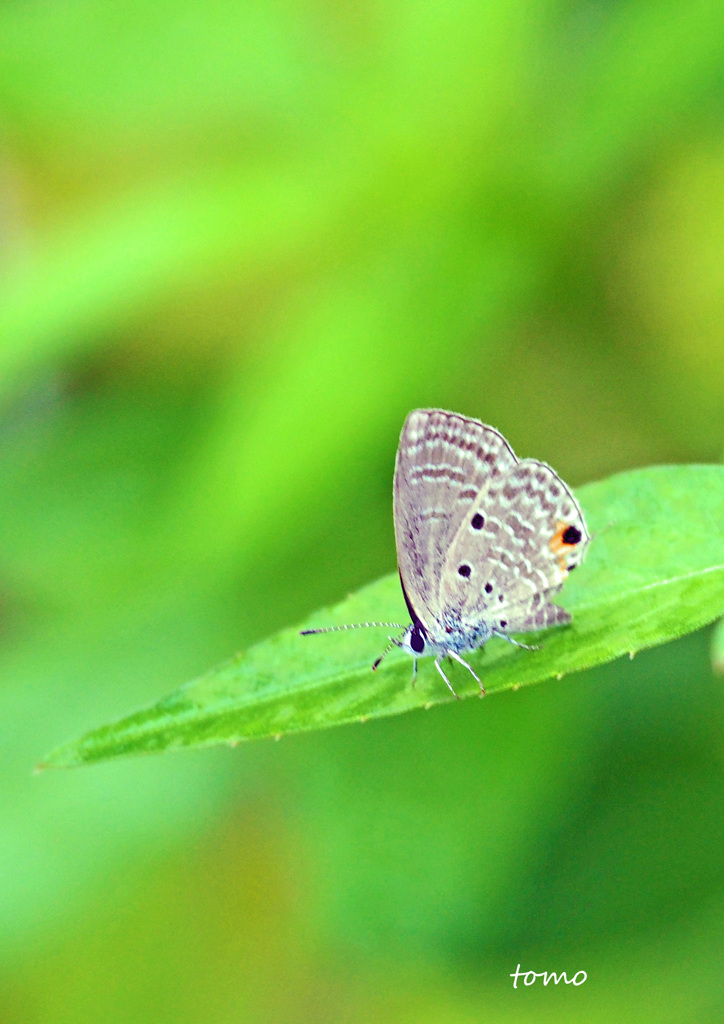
[35,743,81,771]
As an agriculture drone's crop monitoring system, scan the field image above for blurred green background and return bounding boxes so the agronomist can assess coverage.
[1,1,723,1021]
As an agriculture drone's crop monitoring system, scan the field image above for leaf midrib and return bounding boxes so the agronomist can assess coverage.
[103,560,724,737]
[573,561,724,613]
[213,561,724,696]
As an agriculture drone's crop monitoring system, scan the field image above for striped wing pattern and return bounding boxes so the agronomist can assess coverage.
[394,409,589,644]
[393,409,517,629]
[441,458,589,636]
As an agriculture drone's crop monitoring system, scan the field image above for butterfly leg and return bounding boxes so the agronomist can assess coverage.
[447,650,486,696]
[411,658,418,688]
[434,657,460,699]
[492,630,540,652]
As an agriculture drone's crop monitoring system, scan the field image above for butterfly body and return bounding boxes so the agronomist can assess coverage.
[395,573,524,697]
[398,593,494,660]
[302,408,589,697]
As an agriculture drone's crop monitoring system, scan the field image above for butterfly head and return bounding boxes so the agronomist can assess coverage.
[399,621,430,659]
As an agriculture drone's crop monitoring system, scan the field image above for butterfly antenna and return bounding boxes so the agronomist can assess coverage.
[372,633,405,671]
[300,621,405,636]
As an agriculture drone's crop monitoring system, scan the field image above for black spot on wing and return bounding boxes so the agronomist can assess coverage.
[563,524,582,545]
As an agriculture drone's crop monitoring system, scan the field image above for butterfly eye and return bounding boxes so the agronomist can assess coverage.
[410,625,426,654]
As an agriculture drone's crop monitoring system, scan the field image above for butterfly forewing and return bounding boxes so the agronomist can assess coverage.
[440,458,589,634]
[394,409,518,630]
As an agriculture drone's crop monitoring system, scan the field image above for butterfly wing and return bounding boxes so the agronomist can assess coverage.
[440,458,589,636]
[393,409,518,630]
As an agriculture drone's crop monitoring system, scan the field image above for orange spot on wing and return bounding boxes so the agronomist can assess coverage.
[549,521,567,554]
[549,521,579,565]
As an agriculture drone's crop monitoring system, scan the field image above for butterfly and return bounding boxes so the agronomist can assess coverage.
[302,408,589,697]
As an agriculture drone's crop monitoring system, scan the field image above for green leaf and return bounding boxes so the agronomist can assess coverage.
[712,617,724,675]
[42,465,724,769]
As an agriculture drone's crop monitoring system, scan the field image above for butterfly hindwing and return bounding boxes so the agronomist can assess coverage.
[439,458,589,633]
[393,409,518,630]
[496,590,572,634]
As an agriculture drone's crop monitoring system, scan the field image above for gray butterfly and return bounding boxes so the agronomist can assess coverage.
[302,408,589,697]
